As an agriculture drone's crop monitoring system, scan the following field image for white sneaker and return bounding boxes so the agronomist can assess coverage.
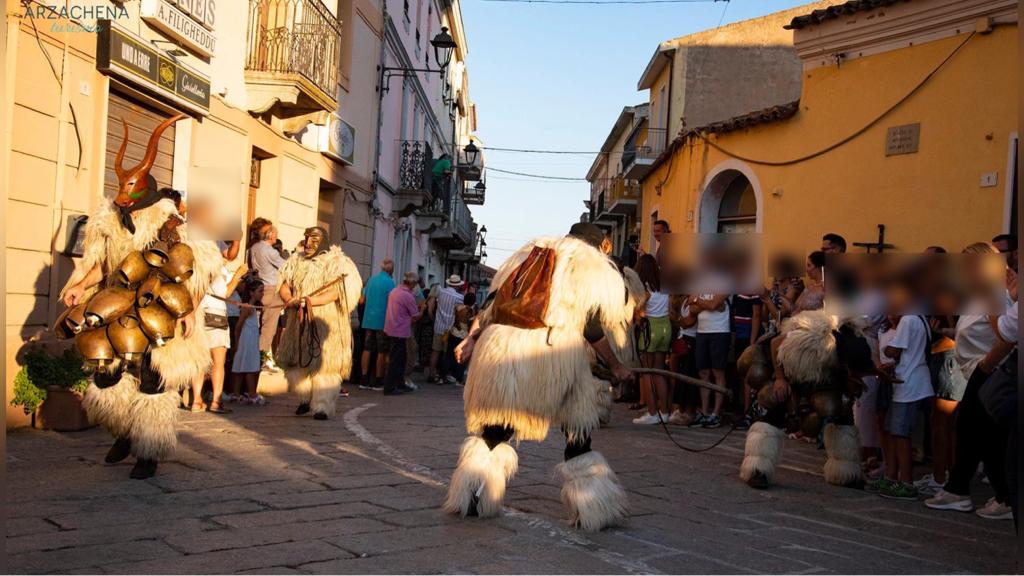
[404,380,418,391]
[444,375,458,384]
[913,474,944,495]
[924,490,974,512]
[632,412,666,425]
[976,497,1013,520]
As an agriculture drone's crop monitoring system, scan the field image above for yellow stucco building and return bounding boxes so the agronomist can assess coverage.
[637,0,1018,262]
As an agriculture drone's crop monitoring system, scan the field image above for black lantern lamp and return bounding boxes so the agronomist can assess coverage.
[474,180,486,194]
[380,26,458,93]
[463,141,479,166]
[431,27,457,70]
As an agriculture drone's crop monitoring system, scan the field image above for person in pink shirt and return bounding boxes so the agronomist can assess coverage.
[383,272,427,395]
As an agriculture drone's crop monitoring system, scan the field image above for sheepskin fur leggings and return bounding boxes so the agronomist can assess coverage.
[481,426,592,461]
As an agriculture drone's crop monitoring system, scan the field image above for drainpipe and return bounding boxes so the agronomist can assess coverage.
[369,0,389,273]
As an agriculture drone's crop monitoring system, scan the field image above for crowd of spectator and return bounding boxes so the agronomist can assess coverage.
[619,219,1018,526]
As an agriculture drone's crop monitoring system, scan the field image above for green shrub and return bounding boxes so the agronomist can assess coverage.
[10,347,90,414]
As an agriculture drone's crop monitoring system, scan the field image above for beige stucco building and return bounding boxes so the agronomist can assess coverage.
[3,0,384,428]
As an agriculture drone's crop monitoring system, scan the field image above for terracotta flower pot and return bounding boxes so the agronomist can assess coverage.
[34,387,94,432]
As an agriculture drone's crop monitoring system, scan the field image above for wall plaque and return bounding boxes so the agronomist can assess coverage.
[886,123,920,156]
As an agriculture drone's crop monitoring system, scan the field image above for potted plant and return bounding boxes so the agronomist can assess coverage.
[11,347,93,431]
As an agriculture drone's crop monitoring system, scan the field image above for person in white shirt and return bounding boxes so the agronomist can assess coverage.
[880,315,933,497]
[631,255,672,425]
[687,293,730,429]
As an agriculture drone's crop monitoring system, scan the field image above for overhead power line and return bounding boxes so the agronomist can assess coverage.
[487,167,588,181]
[480,0,722,4]
[482,146,600,155]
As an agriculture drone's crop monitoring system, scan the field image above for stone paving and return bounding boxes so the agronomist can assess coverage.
[6,378,1018,574]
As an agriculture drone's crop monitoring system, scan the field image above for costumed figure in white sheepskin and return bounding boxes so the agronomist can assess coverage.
[736,309,880,489]
[56,115,222,479]
[444,223,639,531]
[276,226,362,420]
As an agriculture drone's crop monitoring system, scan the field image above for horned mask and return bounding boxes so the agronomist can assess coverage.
[113,114,186,209]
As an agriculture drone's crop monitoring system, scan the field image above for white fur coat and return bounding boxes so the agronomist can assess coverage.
[464,236,633,442]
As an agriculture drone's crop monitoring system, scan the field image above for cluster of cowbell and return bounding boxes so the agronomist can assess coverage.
[55,241,197,373]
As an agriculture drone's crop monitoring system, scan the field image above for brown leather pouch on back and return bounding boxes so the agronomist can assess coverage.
[491,246,556,329]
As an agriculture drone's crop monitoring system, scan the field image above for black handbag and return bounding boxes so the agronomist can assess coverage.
[980,348,1018,428]
[204,313,229,330]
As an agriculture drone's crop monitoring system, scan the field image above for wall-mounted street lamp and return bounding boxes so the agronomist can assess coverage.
[475,224,488,262]
[379,27,457,93]
[463,141,479,166]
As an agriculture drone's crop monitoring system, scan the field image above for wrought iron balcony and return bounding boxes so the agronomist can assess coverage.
[430,191,473,249]
[396,140,436,217]
[623,127,667,180]
[245,0,342,114]
[596,176,640,222]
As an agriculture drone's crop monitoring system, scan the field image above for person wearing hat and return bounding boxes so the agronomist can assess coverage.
[382,272,427,395]
[427,274,466,384]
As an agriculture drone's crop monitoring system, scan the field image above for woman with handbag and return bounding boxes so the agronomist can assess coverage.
[190,262,248,414]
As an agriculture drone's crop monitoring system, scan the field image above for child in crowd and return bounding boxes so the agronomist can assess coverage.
[232,278,266,405]
[876,315,934,500]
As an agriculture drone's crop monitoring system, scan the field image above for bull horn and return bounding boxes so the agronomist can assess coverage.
[123,114,187,182]
[114,118,129,182]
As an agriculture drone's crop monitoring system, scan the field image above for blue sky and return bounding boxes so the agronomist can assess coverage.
[460,0,812,265]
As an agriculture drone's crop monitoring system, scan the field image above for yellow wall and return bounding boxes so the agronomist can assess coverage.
[641,27,1018,261]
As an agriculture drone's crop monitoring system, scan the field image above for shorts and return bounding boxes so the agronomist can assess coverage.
[363,329,389,354]
[885,399,923,437]
[695,332,730,371]
[206,326,230,349]
[638,316,671,353]
[929,349,967,402]
[432,332,449,353]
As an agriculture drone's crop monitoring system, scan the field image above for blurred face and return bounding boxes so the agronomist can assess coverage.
[264,226,278,243]
[253,284,265,302]
[806,256,818,276]
[653,223,667,243]
[821,239,842,254]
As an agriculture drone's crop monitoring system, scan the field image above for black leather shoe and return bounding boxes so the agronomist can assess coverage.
[313,412,328,420]
[129,459,158,479]
[104,437,132,464]
[382,388,405,396]
[295,403,311,415]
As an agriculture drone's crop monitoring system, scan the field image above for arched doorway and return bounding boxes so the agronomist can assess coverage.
[698,164,762,234]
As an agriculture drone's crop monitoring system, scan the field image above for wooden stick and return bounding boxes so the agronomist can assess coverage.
[632,367,733,397]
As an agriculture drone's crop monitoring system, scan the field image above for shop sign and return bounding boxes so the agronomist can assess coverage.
[97,23,210,116]
[321,114,356,165]
[140,0,217,58]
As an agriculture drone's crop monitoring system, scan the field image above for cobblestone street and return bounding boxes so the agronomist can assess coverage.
[7,380,1017,574]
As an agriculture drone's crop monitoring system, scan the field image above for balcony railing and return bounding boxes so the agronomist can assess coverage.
[451,193,474,246]
[395,140,437,216]
[608,176,640,204]
[623,128,667,180]
[595,176,639,221]
[245,0,342,110]
[400,140,434,193]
